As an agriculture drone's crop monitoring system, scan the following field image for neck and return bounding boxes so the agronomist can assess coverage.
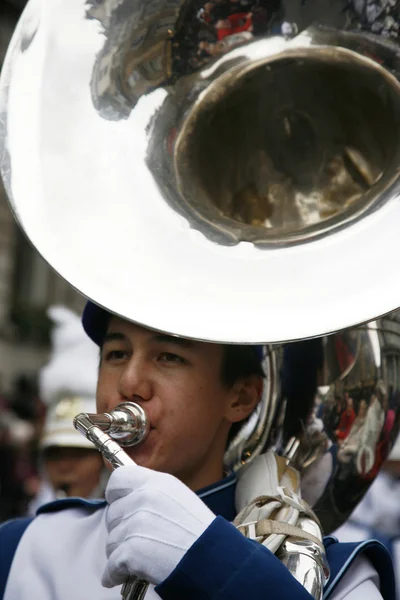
[179,440,227,492]
[182,462,225,492]
[178,424,231,491]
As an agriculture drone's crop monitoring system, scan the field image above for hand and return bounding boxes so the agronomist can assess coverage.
[102,466,216,588]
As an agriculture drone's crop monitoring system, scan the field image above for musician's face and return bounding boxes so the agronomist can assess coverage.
[43,447,104,498]
[97,317,259,490]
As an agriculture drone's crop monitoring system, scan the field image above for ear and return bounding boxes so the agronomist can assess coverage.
[225,375,264,424]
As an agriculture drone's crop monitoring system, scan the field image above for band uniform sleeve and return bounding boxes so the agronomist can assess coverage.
[155,516,314,600]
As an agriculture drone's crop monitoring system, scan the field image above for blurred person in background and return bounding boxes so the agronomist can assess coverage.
[323,394,344,442]
[214,11,253,40]
[335,392,356,442]
[0,369,41,522]
[355,383,387,479]
[28,306,108,514]
[0,399,36,522]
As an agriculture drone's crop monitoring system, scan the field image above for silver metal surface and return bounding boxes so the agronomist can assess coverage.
[74,416,135,469]
[2,1,400,343]
[85,402,150,447]
[122,577,149,600]
[74,403,150,599]
[280,497,329,600]
[73,401,150,467]
[235,315,400,534]
[226,325,362,472]
[277,536,327,600]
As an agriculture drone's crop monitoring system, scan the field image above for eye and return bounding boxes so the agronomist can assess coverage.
[158,352,186,364]
[103,349,129,362]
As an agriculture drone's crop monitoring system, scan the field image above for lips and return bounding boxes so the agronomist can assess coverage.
[146,415,157,431]
[144,426,156,442]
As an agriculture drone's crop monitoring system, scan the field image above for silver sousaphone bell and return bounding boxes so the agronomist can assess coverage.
[2,1,400,599]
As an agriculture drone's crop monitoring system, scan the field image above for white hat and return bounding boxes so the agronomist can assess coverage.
[40,306,99,450]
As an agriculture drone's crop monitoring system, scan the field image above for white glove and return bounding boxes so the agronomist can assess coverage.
[102,466,216,588]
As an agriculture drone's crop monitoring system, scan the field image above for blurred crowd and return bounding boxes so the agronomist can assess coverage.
[171,0,293,75]
[0,375,44,521]
[322,384,397,481]
[0,306,108,524]
[168,0,400,77]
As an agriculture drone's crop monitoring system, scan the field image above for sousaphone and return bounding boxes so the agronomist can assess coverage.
[2,0,400,593]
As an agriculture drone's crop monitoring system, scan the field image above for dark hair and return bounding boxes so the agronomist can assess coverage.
[221,345,265,446]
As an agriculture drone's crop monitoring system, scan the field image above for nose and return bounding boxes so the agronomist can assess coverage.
[118,355,153,405]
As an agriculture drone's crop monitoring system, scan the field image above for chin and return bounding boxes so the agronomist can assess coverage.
[125,451,153,469]
[124,435,159,469]
[126,446,178,476]
[122,430,178,475]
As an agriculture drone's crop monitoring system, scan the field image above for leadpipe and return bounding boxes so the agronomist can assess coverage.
[73,402,150,600]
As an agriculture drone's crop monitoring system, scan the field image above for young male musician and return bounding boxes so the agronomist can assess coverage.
[0,0,398,597]
[0,301,395,600]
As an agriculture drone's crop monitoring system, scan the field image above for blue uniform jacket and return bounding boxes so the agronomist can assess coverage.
[0,472,395,600]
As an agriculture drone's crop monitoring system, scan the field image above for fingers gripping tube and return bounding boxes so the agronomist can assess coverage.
[73,402,150,599]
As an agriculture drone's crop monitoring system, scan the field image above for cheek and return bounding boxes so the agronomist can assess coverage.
[163,380,227,433]
[193,380,230,416]
[96,367,116,411]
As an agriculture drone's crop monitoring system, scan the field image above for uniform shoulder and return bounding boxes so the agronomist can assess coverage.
[324,536,395,600]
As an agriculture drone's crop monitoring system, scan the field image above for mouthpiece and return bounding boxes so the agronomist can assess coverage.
[73,402,149,447]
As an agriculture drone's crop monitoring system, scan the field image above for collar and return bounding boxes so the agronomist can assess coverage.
[196,471,237,521]
[38,471,238,521]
